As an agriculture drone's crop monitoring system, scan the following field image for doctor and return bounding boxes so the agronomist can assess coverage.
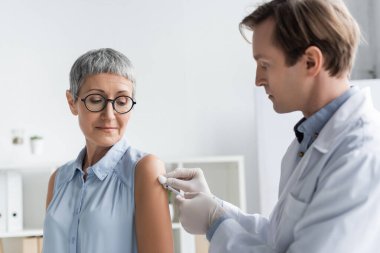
[163,0,380,252]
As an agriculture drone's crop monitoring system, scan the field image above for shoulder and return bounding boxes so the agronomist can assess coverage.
[114,146,150,184]
[339,112,380,152]
[322,121,380,184]
[45,158,80,208]
[58,159,77,172]
[124,146,147,164]
[135,154,165,180]
[117,146,148,173]
[46,169,58,208]
[47,169,58,193]
[328,119,380,165]
[52,160,78,189]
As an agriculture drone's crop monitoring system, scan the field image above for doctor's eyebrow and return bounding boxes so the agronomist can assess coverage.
[253,54,269,61]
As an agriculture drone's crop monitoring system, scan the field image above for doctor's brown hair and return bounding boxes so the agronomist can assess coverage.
[240,0,361,78]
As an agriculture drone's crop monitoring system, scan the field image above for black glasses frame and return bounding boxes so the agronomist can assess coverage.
[80,94,137,114]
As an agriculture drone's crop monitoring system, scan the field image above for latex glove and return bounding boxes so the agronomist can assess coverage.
[176,192,224,234]
[165,168,211,194]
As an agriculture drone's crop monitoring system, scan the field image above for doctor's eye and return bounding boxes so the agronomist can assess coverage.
[260,62,269,70]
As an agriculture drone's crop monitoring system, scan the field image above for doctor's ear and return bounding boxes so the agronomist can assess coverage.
[304,46,323,77]
[66,90,79,115]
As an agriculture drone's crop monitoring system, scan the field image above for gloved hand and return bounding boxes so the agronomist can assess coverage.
[165,168,211,194]
[176,192,225,234]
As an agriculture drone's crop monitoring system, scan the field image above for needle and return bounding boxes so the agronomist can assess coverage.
[158,175,184,197]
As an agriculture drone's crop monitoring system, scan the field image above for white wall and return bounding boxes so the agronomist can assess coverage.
[0,0,261,212]
[344,0,379,79]
[344,0,371,79]
[374,0,380,78]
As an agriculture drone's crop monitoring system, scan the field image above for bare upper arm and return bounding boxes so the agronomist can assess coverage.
[46,170,57,210]
[134,154,174,253]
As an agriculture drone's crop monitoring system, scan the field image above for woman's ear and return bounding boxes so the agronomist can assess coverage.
[66,90,79,115]
[304,46,323,77]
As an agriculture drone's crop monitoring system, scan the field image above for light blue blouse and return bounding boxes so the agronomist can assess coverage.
[42,138,146,253]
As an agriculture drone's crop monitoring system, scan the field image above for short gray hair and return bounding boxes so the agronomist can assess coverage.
[69,48,136,101]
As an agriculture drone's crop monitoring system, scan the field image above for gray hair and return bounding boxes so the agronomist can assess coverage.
[69,48,136,101]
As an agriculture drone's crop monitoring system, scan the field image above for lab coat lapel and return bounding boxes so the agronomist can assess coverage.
[279,88,374,204]
[287,89,371,201]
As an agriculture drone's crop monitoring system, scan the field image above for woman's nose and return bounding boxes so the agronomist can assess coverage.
[101,101,116,119]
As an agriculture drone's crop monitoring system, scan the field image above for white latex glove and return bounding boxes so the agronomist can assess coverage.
[176,192,224,234]
[164,168,211,194]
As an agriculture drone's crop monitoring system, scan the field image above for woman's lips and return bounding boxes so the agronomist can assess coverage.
[96,127,118,132]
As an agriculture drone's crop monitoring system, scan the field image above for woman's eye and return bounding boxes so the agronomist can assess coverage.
[89,95,104,104]
[90,99,102,104]
[116,98,128,106]
[117,101,126,106]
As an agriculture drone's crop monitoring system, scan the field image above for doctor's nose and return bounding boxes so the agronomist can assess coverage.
[255,68,265,87]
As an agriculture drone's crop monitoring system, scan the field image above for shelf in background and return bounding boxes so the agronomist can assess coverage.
[0,229,43,238]
[164,155,243,165]
[0,160,63,171]
[0,223,183,238]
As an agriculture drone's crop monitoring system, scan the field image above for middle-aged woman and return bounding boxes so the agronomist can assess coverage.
[42,48,173,253]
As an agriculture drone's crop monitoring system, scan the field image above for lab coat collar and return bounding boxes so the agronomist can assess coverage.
[312,87,375,153]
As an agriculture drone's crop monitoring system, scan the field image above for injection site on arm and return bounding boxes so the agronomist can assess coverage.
[158,175,184,197]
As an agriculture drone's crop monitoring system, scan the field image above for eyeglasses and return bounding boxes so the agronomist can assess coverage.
[80,94,136,114]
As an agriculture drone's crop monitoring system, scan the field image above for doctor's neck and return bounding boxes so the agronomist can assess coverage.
[301,72,350,118]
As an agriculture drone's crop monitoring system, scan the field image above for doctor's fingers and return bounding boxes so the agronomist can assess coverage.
[175,193,200,217]
[176,192,213,234]
[174,192,198,204]
[174,192,191,209]
[166,177,195,192]
[165,168,203,180]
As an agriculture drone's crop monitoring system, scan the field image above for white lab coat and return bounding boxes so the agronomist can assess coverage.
[210,88,380,253]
